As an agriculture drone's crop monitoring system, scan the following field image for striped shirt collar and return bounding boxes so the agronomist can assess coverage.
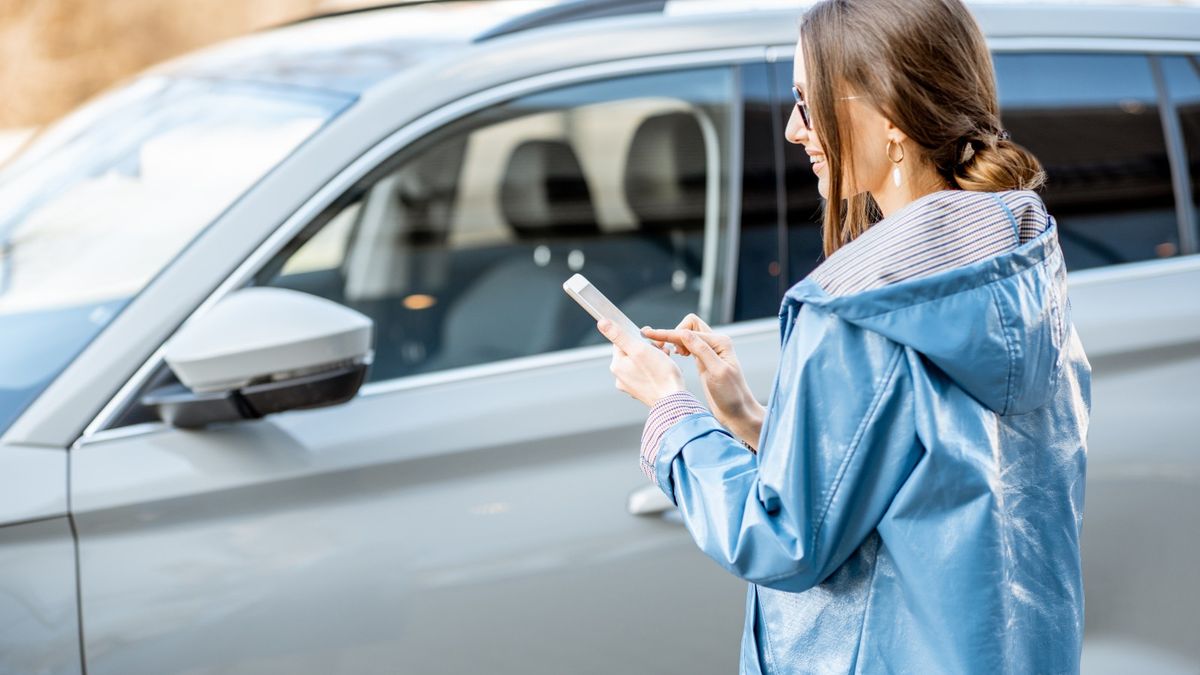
[807,189,1050,297]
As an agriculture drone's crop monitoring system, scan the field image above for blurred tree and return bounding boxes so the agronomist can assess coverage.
[0,0,338,127]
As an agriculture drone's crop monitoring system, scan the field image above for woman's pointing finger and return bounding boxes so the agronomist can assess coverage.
[643,327,722,349]
[641,327,692,356]
[678,330,725,373]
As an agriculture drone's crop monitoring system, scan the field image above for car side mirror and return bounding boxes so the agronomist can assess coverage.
[142,287,373,429]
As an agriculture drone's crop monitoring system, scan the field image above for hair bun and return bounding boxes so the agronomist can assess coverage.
[953,134,1046,192]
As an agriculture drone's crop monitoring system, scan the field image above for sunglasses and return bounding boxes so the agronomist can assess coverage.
[791,86,862,130]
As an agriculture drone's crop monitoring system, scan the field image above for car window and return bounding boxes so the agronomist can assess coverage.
[773,52,1184,275]
[734,62,786,322]
[993,52,1179,270]
[1162,53,1200,240]
[0,76,348,437]
[256,67,735,382]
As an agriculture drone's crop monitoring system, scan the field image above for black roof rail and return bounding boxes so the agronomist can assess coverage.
[473,0,668,42]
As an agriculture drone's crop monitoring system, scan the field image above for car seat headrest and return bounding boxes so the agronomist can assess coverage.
[624,111,707,231]
[500,139,598,238]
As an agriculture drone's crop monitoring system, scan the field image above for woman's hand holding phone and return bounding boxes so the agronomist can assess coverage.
[596,319,687,408]
[641,314,765,451]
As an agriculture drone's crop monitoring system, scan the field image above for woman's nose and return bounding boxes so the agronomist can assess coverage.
[784,106,808,145]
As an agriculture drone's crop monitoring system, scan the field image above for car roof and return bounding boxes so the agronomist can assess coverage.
[147,1,560,94]
[150,0,1200,96]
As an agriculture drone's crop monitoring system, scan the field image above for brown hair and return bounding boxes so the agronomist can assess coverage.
[799,0,1046,257]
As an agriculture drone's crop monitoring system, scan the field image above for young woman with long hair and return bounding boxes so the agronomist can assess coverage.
[597,1,1091,672]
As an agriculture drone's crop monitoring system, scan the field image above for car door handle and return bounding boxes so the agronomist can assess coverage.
[627,484,677,516]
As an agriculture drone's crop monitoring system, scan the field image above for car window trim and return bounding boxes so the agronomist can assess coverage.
[1150,54,1200,255]
[777,36,1200,58]
[80,46,768,444]
[718,64,746,326]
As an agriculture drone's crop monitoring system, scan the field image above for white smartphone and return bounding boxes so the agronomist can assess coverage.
[563,273,670,352]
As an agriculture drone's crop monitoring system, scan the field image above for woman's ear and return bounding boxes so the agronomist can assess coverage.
[881,117,908,145]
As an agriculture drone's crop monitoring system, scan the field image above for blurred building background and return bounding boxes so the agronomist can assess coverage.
[0,0,383,159]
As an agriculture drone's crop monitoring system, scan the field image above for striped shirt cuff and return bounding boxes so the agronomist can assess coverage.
[639,391,708,481]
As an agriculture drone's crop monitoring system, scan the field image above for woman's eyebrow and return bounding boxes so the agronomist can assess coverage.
[793,81,805,91]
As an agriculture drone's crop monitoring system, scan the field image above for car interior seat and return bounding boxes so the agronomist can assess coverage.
[574,110,709,346]
[427,138,613,370]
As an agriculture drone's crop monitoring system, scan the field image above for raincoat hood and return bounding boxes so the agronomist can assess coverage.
[783,193,1066,416]
[640,188,1091,674]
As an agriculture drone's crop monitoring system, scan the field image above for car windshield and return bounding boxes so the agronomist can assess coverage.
[0,76,350,438]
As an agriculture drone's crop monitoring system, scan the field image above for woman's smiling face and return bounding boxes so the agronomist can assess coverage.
[785,37,898,203]
[785,39,829,199]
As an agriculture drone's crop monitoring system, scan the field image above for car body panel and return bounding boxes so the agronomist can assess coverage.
[0,443,67,525]
[1062,260,1200,673]
[0,516,81,675]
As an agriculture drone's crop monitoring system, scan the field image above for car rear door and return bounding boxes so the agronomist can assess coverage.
[768,43,1200,673]
[1019,49,1200,674]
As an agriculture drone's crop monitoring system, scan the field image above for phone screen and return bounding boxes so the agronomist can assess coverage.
[564,274,650,345]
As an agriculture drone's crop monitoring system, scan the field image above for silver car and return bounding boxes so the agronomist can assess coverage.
[1,1,1197,673]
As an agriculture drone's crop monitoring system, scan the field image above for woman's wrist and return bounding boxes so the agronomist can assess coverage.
[730,399,765,450]
[650,383,689,408]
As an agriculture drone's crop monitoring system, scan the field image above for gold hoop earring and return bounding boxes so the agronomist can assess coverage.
[886,138,904,188]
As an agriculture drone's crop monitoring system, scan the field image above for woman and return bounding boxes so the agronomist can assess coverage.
[596,0,1091,673]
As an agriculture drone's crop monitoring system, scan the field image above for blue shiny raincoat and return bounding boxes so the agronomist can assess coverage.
[648,192,1091,674]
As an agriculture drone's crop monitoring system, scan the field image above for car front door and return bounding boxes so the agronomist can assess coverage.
[68,60,778,674]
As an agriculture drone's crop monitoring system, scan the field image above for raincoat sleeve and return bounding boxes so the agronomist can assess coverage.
[645,309,922,593]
